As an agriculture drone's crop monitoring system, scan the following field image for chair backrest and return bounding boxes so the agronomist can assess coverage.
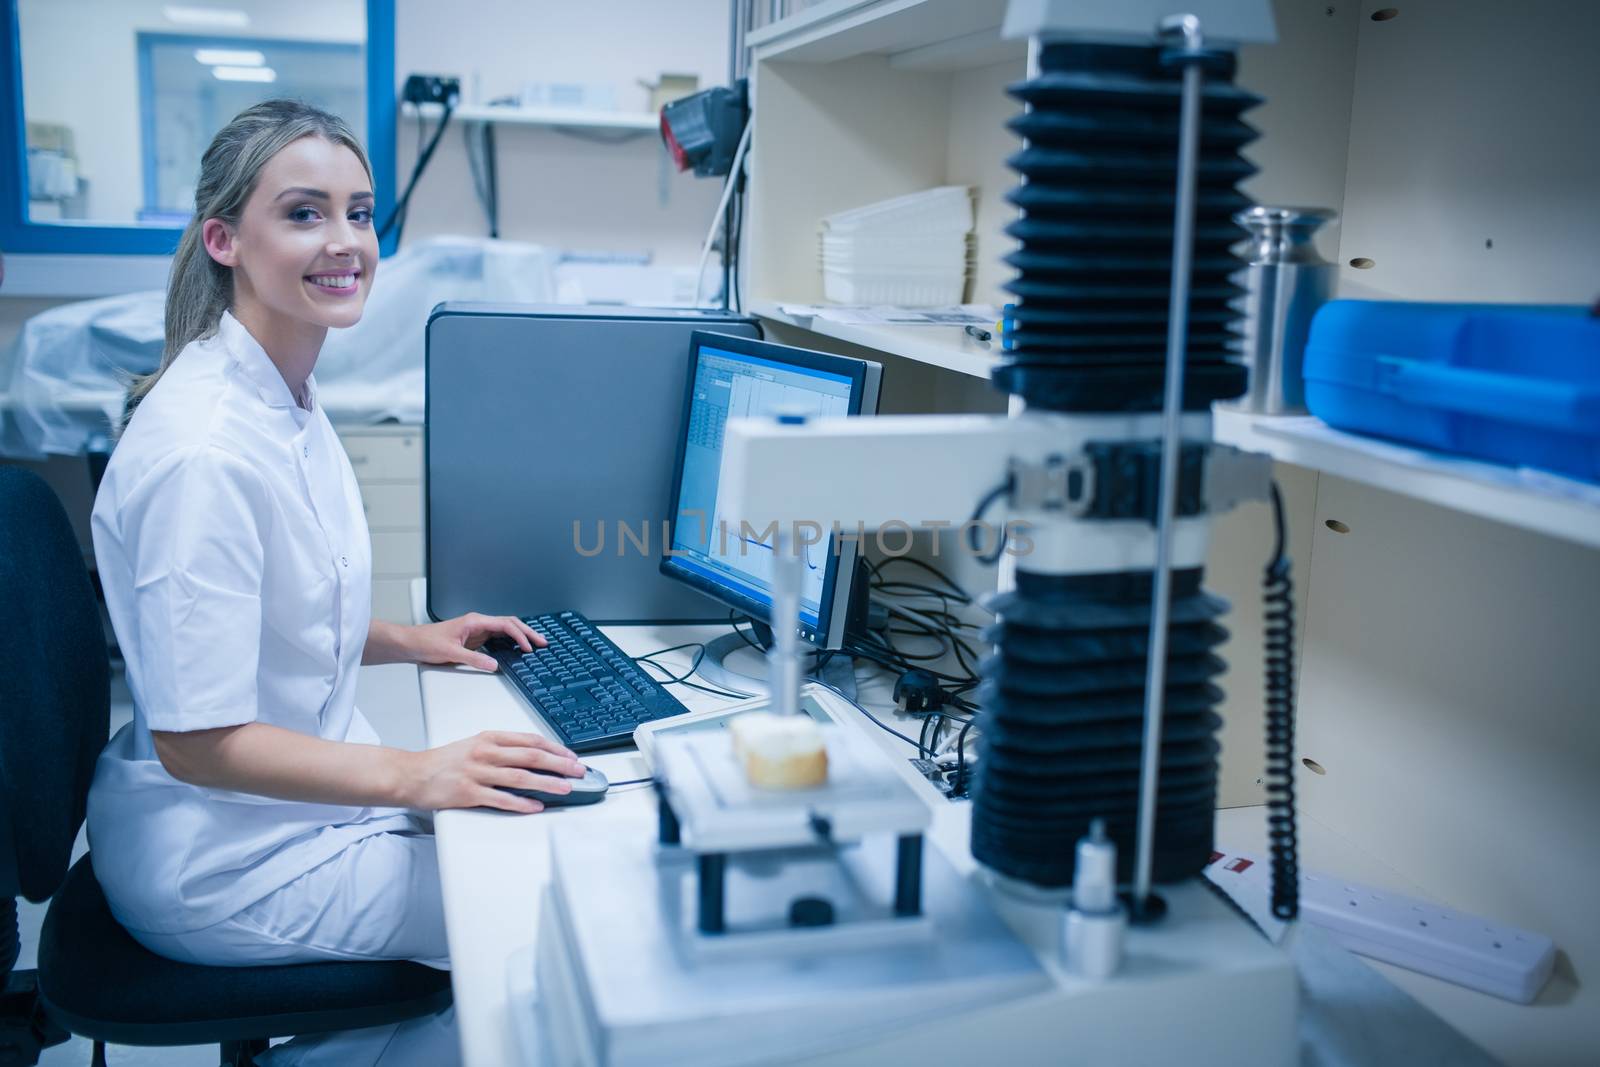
[0,467,109,905]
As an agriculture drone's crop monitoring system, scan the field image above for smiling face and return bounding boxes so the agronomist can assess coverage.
[202,134,378,333]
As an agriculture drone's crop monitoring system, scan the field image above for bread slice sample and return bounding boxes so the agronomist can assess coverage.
[729,712,829,790]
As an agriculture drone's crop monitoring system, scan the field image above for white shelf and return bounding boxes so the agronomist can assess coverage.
[753,300,1001,378]
[733,328,1600,550]
[0,387,421,427]
[747,0,1020,70]
[402,101,659,132]
[0,253,173,297]
[1214,408,1600,550]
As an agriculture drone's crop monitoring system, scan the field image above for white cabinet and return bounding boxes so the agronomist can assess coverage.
[337,424,425,624]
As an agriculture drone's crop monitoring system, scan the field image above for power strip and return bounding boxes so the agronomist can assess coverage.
[1205,849,1556,1003]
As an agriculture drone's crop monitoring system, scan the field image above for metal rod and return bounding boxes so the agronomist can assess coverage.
[768,525,803,715]
[1133,13,1206,911]
[741,0,756,78]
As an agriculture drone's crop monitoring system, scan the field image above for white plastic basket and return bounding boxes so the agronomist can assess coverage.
[820,186,974,235]
[816,187,975,306]
[820,234,971,265]
[822,270,967,306]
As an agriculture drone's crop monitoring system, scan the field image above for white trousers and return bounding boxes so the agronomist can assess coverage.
[129,824,460,1067]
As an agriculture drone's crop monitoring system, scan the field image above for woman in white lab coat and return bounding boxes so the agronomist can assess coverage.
[87,100,580,1066]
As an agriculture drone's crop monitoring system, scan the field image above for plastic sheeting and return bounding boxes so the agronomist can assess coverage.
[0,237,556,458]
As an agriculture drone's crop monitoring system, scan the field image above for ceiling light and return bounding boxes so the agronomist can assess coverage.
[212,66,277,83]
[163,6,251,28]
[194,48,265,66]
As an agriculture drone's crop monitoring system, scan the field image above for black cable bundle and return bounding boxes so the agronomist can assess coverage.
[968,41,1261,889]
[996,42,1259,412]
[1263,484,1300,920]
[465,122,500,238]
[379,101,456,249]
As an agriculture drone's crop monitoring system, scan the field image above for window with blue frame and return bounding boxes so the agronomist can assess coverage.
[138,33,364,225]
[0,0,395,256]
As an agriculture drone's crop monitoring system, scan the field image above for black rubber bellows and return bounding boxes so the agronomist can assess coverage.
[970,41,1258,889]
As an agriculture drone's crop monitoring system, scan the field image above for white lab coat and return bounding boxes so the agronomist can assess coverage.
[88,312,457,1066]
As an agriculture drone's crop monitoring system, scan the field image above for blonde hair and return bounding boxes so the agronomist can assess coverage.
[128,100,373,413]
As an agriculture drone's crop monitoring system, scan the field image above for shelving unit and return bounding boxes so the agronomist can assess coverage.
[744,1,1023,318]
[1214,409,1600,551]
[746,0,1019,67]
[738,2,1600,1064]
[751,300,1000,377]
[401,100,659,133]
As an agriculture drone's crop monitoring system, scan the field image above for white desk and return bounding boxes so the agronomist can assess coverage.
[416,611,932,1066]
[411,589,1494,1066]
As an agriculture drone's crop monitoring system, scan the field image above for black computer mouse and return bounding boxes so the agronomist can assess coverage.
[498,764,609,807]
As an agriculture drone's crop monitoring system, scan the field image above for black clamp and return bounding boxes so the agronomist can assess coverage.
[1004,442,1271,525]
[1082,440,1209,524]
[1007,453,1096,516]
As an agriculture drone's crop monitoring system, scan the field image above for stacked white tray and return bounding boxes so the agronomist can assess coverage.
[820,186,975,306]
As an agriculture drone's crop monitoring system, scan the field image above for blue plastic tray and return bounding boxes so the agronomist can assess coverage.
[1303,301,1600,483]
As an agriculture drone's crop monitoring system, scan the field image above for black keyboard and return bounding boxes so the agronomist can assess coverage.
[486,610,692,752]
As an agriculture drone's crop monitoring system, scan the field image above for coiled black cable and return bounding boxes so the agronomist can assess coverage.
[1264,482,1300,921]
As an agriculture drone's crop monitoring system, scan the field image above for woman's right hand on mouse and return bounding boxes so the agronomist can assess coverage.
[404,731,583,814]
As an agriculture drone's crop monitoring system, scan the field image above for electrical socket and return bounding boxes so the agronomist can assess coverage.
[402,74,461,107]
[1206,849,1557,1003]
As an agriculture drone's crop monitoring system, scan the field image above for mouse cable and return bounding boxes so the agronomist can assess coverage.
[633,648,747,700]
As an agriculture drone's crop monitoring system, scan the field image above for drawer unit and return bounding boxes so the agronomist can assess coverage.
[371,529,424,577]
[359,481,423,531]
[340,429,423,483]
[337,426,426,598]
[371,577,416,624]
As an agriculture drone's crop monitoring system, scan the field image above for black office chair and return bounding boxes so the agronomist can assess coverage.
[0,468,451,1067]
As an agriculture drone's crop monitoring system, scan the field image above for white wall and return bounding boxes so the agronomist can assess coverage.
[17,0,364,223]
[1334,0,1600,304]
[13,0,732,265]
[4,1,735,324]
[1235,1,1360,265]
[391,0,731,269]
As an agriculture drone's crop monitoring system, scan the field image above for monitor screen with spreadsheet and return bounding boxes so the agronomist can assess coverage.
[660,331,881,649]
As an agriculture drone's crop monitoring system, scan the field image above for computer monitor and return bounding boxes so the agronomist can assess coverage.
[660,331,882,651]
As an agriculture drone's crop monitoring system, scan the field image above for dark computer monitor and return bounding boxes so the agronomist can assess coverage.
[660,331,882,650]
